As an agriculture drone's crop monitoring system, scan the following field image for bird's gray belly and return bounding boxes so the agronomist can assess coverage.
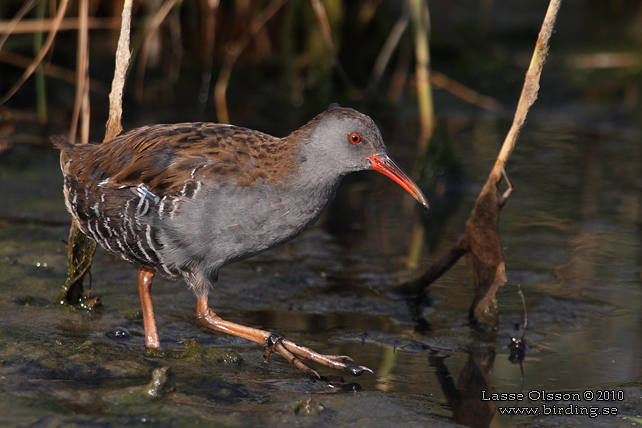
[157,182,334,279]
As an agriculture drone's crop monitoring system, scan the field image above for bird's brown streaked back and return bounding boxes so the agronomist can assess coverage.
[54,122,301,197]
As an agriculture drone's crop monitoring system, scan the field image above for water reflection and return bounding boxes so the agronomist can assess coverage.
[430,349,497,428]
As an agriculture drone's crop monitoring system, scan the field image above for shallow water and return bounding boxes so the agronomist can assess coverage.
[1,111,641,427]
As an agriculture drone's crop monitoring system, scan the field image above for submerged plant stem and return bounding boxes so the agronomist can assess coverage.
[61,0,134,305]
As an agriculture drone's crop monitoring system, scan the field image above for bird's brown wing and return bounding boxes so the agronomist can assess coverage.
[57,122,301,198]
[87,123,272,195]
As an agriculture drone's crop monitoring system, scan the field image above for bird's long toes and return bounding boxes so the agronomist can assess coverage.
[343,364,374,377]
[265,334,321,378]
[281,347,321,378]
[325,354,354,363]
[283,342,370,375]
[267,335,370,377]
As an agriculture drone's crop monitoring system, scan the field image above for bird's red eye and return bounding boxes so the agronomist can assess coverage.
[349,133,361,144]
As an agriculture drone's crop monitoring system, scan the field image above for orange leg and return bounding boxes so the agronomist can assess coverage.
[137,266,161,349]
[196,296,372,378]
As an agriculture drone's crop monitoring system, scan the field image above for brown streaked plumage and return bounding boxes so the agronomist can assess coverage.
[60,121,299,194]
[54,107,428,378]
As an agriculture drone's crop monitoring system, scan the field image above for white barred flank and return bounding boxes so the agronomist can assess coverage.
[85,220,99,243]
[71,190,78,213]
[146,224,173,276]
[170,197,180,218]
[103,218,113,237]
[135,237,154,265]
[118,226,146,265]
[191,181,202,200]
[62,171,185,277]
[136,195,150,218]
[114,238,136,264]
[158,196,168,219]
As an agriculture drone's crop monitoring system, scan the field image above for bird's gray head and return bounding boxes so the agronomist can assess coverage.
[296,107,429,208]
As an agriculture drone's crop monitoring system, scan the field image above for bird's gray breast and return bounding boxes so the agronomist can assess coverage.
[156,179,337,278]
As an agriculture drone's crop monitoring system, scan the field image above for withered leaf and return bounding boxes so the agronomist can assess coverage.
[464,171,510,327]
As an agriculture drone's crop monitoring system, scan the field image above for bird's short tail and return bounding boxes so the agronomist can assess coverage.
[51,135,79,169]
[50,135,75,153]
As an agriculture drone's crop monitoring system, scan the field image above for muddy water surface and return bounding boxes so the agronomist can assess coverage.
[1,115,641,427]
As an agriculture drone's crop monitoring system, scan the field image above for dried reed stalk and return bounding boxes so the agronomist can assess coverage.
[134,0,180,103]
[214,0,287,124]
[0,17,120,35]
[430,71,501,112]
[493,0,561,177]
[105,0,134,141]
[69,0,90,144]
[409,0,434,148]
[0,0,39,50]
[0,50,107,91]
[368,2,410,93]
[34,0,47,124]
[0,0,70,105]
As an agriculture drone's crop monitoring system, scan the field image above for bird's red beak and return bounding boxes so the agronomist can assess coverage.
[367,154,429,209]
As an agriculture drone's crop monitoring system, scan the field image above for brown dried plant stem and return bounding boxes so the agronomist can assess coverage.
[134,0,180,103]
[0,50,108,91]
[493,0,561,177]
[406,0,561,326]
[34,0,48,124]
[60,0,134,305]
[105,0,133,141]
[0,0,39,50]
[69,0,90,145]
[0,0,70,106]
[430,71,501,112]
[0,17,120,35]
[214,0,288,124]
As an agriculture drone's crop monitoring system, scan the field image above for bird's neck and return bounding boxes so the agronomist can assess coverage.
[271,140,341,220]
[291,124,347,181]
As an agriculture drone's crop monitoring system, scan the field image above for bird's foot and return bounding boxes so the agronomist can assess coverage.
[195,298,372,378]
[263,333,373,378]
